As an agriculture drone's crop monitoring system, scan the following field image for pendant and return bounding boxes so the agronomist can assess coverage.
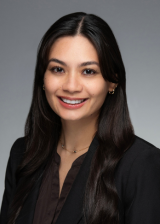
[73,150,77,153]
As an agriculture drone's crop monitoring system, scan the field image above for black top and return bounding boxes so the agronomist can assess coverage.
[1,136,160,224]
[33,150,87,224]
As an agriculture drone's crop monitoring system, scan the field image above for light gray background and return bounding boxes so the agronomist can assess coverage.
[0,0,160,204]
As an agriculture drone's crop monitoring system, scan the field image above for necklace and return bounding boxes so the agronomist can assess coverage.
[60,139,90,153]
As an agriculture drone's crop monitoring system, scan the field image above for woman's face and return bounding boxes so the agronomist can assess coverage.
[44,35,114,122]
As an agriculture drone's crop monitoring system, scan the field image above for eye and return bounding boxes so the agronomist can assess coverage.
[83,69,96,75]
[49,66,64,73]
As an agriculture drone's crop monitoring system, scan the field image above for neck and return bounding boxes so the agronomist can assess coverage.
[60,115,98,152]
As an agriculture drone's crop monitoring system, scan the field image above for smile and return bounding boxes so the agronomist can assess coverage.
[60,98,86,105]
[58,96,88,109]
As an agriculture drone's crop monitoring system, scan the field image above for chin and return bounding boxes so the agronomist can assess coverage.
[59,113,87,122]
[61,116,84,122]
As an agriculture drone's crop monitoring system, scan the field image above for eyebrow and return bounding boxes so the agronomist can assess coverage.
[48,58,99,67]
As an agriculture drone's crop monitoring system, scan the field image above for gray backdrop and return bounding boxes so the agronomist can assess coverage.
[0,0,160,204]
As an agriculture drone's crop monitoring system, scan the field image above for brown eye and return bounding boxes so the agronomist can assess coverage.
[83,69,96,75]
[50,66,64,73]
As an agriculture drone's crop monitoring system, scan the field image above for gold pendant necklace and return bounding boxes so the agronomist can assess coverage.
[60,139,90,153]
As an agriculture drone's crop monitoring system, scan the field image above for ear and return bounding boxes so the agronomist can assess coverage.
[108,82,118,93]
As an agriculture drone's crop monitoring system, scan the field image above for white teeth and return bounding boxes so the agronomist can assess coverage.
[61,98,85,104]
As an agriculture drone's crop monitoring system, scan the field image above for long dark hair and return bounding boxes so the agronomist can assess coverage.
[8,12,134,224]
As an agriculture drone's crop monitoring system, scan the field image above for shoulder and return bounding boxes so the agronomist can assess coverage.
[115,137,160,222]
[116,135,160,173]
[10,137,26,155]
[118,135,159,170]
[0,137,26,222]
[4,137,26,188]
[115,136,160,201]
[9,137,26,166]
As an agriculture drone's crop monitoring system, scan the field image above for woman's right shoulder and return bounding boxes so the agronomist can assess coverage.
[10,137,26,157]
[6,137,26,176]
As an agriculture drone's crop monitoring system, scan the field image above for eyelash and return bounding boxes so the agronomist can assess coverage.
[49,66,97,76]
[83,68,97,75]
[49,66,64,73]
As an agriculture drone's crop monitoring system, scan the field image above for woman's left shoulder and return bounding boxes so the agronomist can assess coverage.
[117,135,160,173]
[115,135,160,200]
[115,138,160,223]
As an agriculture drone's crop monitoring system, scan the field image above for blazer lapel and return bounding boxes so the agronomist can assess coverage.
[55,136,99,224]
[15,168,44,224]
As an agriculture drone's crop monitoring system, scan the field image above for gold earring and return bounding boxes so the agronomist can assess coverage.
[43,84,45,90]
[109,89,115,94]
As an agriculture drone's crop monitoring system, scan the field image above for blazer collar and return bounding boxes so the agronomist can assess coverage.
[16,136,99,224]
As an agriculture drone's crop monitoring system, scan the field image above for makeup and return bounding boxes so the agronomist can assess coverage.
[58,97,88,109]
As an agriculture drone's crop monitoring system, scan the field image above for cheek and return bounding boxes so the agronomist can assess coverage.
[43,76,60,110]
[90,83,108,110]
[88,81,108,101]
[44,75,61,94]
[95,89,107,106]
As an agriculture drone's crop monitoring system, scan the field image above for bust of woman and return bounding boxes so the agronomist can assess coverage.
[1,12,160,224]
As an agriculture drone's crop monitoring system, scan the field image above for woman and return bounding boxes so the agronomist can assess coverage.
[1,12,160,224]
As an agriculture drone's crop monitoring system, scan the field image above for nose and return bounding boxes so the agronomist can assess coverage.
[62,73,83,93]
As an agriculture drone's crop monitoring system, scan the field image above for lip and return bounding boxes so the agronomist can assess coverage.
[58,95,88,100]
[57,97,88,109]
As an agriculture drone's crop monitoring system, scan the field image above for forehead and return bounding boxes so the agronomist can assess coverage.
[48,35,99,64]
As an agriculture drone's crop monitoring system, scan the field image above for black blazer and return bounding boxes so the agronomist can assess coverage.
[1,136,160,224]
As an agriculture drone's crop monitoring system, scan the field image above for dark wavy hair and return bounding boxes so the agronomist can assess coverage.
[8,12,134,224]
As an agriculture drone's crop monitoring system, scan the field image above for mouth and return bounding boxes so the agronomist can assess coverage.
[57,96,88,109]
[58,97,88,105]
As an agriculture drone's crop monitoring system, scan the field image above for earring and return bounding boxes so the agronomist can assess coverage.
[109,89,115,94]
[43,84,45,90]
